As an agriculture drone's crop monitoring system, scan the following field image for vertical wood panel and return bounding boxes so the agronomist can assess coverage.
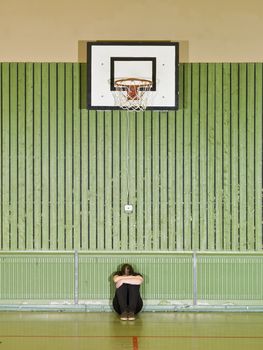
[152,111,160,250]
[254,64,262,250]
[33,64,42,250]
[160,111,168,250]
[230,64,239,250]
[65,64,73,250]
[207,64,216,250]
[128,112,136,250]
[136,112,144,250]
[10,63,18,250]
[41,63,50,250]
[73,64,81,250]
[239,64,247,250]
[18,63,26,250]
[97,111,105,250]
[183,64,192,250]
[57,63,65,250]
[222,63,231,250]
[112,111,121,250]
[49,63,57,250]
[144,111,152,250]
[215,64,223,250]
[168,111,176,250]
[25,64,34,251]
[80,105,89,250]
[0,64,2,249]
[199,64,208,250]
[2,64,10,250]
[88,110,97,250]
[191,64,200,250]
[120,111,128,250]
[104,111,113,250]
[247,64,255,250]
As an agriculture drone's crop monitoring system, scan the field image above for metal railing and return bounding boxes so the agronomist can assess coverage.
[0,251,263,305]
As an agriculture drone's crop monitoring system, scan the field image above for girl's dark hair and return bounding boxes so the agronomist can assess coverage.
[114,263,137,276]
[120,263,134,275]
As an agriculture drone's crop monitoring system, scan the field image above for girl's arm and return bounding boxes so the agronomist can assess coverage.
[121,275,144,285]
[113,275,123,283]
[113,275,144,288]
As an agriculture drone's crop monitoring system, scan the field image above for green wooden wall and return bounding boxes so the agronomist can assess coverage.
[0,63,262,251]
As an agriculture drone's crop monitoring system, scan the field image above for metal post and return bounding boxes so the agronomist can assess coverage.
[193,252,197,306]
[74,250,79,305]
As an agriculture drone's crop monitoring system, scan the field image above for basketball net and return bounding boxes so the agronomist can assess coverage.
[112,78,153,111]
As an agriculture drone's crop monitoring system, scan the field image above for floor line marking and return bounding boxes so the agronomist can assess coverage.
[133,336,139,350]
[0,335,263,339]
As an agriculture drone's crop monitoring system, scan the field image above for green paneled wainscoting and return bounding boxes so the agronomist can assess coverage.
[0,252,263,311]
[0,63,262,252]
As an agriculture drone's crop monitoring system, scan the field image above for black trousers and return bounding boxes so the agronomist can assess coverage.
[112,284,143,314]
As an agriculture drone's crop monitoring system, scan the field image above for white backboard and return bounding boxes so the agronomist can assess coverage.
[87,41,179,110]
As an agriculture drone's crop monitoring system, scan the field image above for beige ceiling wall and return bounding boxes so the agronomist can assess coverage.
[1,0,263,62]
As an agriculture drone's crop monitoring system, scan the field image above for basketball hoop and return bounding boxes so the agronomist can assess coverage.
[112,78,153,111]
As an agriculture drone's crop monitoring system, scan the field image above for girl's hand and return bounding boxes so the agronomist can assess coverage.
[116,280,123,289]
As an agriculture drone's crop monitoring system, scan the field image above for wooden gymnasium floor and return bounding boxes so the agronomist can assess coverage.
[0,312,263,349]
